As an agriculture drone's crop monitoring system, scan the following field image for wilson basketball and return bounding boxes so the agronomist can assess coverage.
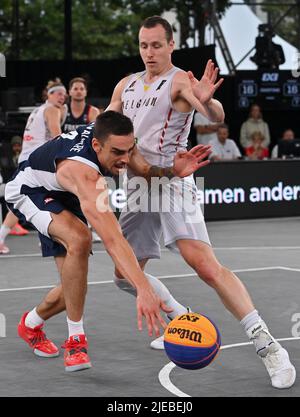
[164,312,221,370]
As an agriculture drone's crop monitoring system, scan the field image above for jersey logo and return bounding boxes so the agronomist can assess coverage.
[156,80,167,91]
[44,198,54,204]
[125,80,137,93]
[144,85,150,92]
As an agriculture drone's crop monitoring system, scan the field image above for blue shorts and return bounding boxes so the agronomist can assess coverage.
[7,187,87,258]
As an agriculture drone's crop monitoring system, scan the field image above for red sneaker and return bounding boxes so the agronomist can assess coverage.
[62,334,92,372]
[18,312,59,358]
[10,223,29,236]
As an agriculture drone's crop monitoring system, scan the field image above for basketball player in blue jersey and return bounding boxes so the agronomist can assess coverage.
[63,77,101,242]
[107,16,295,389]
[63,77,99,133]
[0,80,67,255]
[5,111,211,372]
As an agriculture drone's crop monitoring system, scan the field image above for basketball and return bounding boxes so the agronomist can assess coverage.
[164,313,221,370]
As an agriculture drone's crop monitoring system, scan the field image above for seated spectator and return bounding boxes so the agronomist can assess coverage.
[271,128,295,158]
[193,111,221,145]
[0,135,22,181]
[245,131,269,160]
[209,124,241,161]
[240,104,270,149]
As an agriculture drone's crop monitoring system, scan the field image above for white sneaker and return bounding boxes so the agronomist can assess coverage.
[150,307,192,350]
[247,321,296,389]
[0,242,10,254]
[92,231,102,243]
[150,335,165,350]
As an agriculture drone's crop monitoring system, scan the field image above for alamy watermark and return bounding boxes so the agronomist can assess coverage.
[291,51,300,78]
[291,313,300,337]
[95,175,205,224]
[0,313,6,337]
[0,53,6,77]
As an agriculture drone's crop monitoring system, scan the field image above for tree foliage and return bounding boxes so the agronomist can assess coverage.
[0,0,231,60]
[260,0,300,49]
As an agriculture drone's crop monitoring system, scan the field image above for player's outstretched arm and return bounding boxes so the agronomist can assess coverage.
[128,145,211,180]
[56,160,172,336]
[175,61,225,123]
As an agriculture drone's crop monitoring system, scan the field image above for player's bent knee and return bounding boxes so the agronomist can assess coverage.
[195,262,224,288]
[67,229,92,257]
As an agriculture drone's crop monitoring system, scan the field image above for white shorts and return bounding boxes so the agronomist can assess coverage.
[119,175,211,260]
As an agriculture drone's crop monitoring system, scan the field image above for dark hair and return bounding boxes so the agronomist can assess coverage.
[141,16,173,43]
[94,111,133,142]
[218,123,229,130]
[69,77,88,90]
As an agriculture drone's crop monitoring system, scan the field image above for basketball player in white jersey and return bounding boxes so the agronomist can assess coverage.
[107,16,295,389]
[0,80,67,254]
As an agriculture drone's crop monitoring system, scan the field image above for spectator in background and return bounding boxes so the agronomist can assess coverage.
[271,128,295,158]
[193,111,221,145]
[0,136,22,181]
[240,104,270,149]
[209,123,241,161]
[245,131,269,160]
[10,136,22,168]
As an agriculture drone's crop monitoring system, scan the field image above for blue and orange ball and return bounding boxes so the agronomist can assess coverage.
[164,312,221,370]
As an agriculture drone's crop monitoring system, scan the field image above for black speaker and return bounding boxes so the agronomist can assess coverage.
[0,89,18,111]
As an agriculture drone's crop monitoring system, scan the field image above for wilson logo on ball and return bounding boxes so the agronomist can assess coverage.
[167,327,202,343]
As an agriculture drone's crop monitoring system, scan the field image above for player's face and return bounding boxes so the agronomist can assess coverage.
[69,82,87,102]
[48,89,66,107]
[93,133,135,175]
[139,25,174,74]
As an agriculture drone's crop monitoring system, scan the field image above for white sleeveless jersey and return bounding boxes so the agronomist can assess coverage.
[19,102,66,163]
[121,66,194,167]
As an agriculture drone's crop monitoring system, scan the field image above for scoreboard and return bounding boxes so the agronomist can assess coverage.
[235,70,300,111]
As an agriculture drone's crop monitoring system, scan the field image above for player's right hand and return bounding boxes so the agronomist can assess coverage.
[136,289,173,337]
[173,144,212,177]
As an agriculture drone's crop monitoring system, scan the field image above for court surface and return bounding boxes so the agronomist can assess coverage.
[0,216,299,397]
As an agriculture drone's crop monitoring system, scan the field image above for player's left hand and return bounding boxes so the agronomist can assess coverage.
[173,144,212,177]
[188,59,224,104]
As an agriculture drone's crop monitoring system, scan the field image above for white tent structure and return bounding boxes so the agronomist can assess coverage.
[209,2,299,74]
[164,3,299,74]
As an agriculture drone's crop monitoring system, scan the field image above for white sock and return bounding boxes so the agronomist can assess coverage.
[114,273,187,320]
[240,310,261,332]
[0,225,11,244]
[67,317,84,338]
[25,307,44,329]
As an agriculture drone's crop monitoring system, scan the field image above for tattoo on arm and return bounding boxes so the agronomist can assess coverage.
[147,165,174,180]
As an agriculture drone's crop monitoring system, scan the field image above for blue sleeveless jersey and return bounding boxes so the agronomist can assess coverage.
[63,103,92,133]
[5,123,105,257]
[25,122,102,175]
